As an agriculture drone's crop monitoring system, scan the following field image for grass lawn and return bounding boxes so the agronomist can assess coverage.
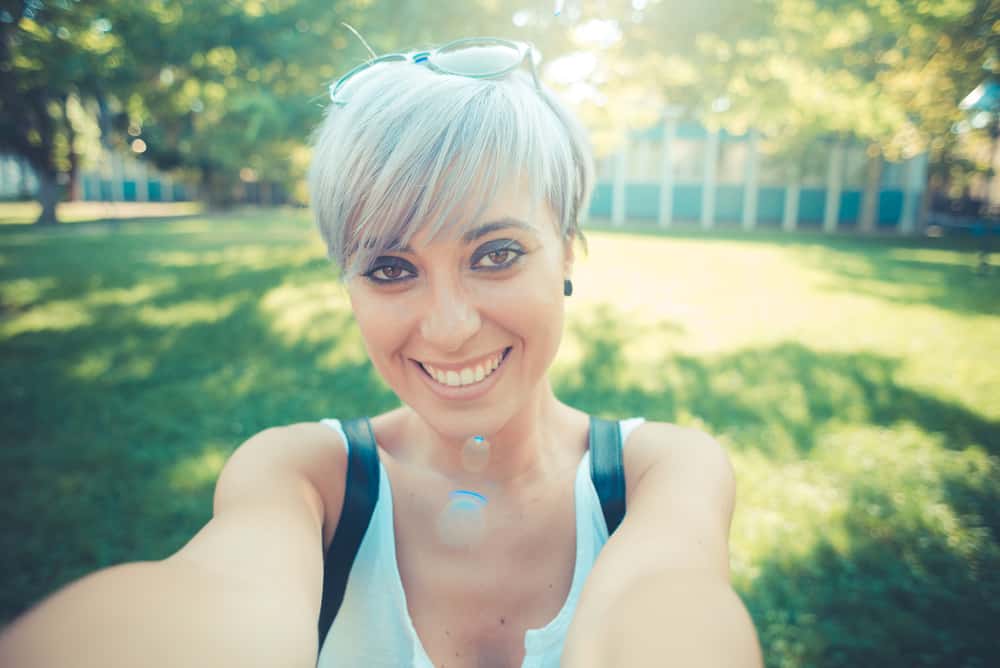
[1,207,998,666]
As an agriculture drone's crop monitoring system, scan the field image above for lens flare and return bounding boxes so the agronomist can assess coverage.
[461,435,491,473]
[437,490,487,548]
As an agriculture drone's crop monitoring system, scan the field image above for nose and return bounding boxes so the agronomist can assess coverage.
[419,279,482,353]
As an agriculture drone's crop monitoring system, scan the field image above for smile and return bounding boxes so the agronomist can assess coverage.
[417,347,512,388]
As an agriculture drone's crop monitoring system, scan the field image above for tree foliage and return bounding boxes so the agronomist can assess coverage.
[1,0,995,223]
[0,0,129,223]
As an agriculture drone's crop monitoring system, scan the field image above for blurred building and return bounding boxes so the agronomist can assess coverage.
[0,152,190,203]
[590,119,930,234]
[5,119,931,233]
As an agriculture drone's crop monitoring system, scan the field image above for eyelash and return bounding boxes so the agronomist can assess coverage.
[363,242,527,285]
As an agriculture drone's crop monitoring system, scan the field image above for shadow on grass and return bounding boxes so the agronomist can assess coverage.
[0,214,393,621]
[553,303,999,666]
[555,303,998,667]
[745,483,1000,667]
[1,220,997,668]
[556,304,998,458]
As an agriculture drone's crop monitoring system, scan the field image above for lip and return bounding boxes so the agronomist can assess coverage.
[412,346,512,401]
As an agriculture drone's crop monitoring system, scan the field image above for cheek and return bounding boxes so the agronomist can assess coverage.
[481,273,565,357]
[350,296,409,367]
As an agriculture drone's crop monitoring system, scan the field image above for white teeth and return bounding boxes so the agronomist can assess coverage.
[421,349,508,388]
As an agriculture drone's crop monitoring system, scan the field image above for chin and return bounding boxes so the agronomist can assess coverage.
[408,400,513,441]
[396,377,527,436]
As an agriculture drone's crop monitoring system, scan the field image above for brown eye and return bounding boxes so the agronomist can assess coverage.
[363,258,416,284]
[472,241,526,271]
[487,250,510,265]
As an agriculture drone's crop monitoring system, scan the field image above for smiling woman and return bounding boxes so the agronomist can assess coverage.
[0,37,761,668]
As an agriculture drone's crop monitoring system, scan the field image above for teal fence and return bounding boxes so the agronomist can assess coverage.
[589,183,910,228]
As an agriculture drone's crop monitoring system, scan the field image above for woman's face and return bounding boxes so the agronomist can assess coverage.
[346,182,573,439]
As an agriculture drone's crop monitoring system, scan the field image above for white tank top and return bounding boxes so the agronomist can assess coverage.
[316,417,647,668]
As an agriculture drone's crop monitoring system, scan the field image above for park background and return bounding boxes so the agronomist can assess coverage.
[1,1,999,666]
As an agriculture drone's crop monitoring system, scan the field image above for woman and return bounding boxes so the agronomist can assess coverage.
[0,38,761,668]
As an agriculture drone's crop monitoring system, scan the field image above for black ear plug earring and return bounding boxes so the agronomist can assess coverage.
[563,279,573,297]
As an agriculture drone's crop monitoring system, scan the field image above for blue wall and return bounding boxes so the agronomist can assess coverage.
[82,179,188,202]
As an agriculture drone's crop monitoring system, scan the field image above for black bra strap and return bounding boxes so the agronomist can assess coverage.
[589,416,626,535]
[316,417,380,652]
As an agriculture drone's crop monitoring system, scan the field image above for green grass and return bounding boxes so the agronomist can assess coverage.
[1,209,998,666]
[0,200,204,225]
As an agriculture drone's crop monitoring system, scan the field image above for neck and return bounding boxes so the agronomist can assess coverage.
[402,378,582,496]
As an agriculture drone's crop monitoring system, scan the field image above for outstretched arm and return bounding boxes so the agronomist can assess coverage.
[0,424,341,668]
[562,424,762,667]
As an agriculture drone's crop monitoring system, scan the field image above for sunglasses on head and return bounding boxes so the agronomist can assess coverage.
[329,37,540,106]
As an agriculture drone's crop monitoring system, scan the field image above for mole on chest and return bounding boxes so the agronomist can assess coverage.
[421,624,525,668]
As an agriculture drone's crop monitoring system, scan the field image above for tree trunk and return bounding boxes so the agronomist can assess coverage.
[200,166,235,209]
[917,178,932,234]
[35,169,59,226]
[62,96,81,201]
[859,147,884,234]
[988,122,1000,216]
[782,162,801,232]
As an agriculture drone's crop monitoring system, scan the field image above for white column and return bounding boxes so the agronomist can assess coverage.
[16,156,28,195]
[23,157,37,193]
[16,157,29,196]
[107,150,124,202]
[701,129,719,229]
[898,153,928,235]
[783,164,800,232]
[742,130,760,230]
[135,160,149,202]
[658,114,679,227]
[612,135,628,227]
[161,173,173,202]
[0,156,11,197]
[823,140,844,233]
[98,150,111,200]
[80,171,91,201]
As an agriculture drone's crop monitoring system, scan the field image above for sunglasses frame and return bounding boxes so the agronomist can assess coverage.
[329,37,540,106]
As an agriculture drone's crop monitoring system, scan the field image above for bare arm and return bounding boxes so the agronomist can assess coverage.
[0,557,316,668]
[566,571,761,667]
[0,424,344,668]
[562,424,762,667]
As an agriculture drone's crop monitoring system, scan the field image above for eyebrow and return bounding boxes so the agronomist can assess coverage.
[386,217,537,253]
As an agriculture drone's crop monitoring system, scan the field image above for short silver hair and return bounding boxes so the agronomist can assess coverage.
[308,50,594,280]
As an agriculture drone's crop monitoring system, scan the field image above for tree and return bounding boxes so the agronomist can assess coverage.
[540,0,997,230]
[86,0,521,208]
[0,0,125,225]
[0,0,580,222]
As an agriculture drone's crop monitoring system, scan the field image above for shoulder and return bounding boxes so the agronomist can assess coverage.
[221,421,347,492]
[218,421,349,551]
[624,420,735,503]
[617,420,736,577]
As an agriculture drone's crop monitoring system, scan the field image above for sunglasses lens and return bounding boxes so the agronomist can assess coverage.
[432,42,523,77]
[331,54,408,102]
